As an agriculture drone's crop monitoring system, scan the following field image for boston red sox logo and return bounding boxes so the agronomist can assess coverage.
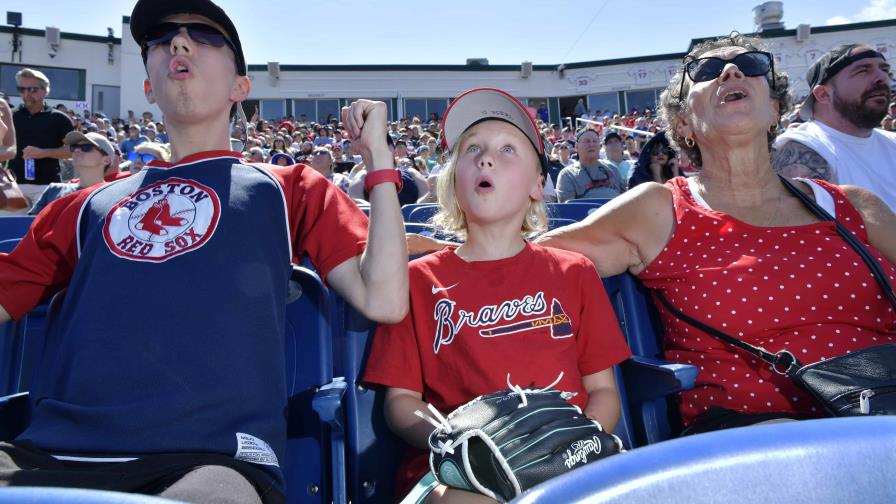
[103,178,221,262]
[134,197,187,236]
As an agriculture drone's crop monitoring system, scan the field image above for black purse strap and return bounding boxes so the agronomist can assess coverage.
[654,291,802,375]
[778,176,896,311]
[654,176,896,377]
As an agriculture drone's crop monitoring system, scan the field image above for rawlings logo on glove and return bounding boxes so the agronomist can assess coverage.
[415,373,624,502]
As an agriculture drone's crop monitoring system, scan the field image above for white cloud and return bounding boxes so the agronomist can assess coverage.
[825,0,896,25]
[825,15,851,25]
[856,0,896,20]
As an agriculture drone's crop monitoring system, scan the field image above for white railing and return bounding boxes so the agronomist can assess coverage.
[575,118,656,138]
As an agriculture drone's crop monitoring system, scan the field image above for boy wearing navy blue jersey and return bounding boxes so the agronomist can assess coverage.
[0,1,407,502]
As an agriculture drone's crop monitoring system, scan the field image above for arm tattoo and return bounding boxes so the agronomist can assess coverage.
[771,141,835,181]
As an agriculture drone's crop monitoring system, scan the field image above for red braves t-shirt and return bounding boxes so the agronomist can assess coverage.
[362,242,631,495]
[639,177,896,427]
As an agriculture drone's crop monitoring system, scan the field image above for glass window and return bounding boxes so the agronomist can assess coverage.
[1,63,86,101]
[293,100,316,122]
[404,99,427,121]
[404,99,449,122]
[260,100,286,121]
[426,99,448,122]
[316,99,339,123]
[624,89,662,115]
[587,93,620,117]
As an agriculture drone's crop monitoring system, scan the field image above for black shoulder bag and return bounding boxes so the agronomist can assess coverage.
[655,176,896,417]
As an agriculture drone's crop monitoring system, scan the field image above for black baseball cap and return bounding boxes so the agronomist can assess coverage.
[603,131,622,144]
[800,44,886,120]
[130,0,247,76]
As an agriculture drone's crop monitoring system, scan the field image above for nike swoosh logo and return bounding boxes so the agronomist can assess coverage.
[431,283,459,295]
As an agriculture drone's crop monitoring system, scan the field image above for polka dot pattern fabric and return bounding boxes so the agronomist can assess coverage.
[639,177,896,427]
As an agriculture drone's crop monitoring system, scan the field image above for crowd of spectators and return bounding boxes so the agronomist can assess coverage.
[5,79,895,210]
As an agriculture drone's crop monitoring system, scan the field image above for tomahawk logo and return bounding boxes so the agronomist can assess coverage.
[103,178,221,262]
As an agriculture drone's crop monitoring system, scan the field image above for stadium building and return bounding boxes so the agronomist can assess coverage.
[1,3,894,123]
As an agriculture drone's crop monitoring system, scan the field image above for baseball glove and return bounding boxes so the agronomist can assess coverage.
[415,375,624,502]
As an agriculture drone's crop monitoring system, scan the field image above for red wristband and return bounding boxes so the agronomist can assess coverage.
[364,169,403,194]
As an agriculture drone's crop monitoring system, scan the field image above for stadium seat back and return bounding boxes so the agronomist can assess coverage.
[547,217,576,230]
[546,202,605,221]
[283,266,337,504]
[570,198,613,204]
[0,487,185,503]
[335,300,402,504]
[0,216,34,242]
[405,205,439,224]
[513,417,896,504]
[401,204,436,222]
[0,238,20,253]
[602,274,691,446]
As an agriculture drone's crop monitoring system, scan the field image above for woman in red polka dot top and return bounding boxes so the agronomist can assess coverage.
[540,34,896,433]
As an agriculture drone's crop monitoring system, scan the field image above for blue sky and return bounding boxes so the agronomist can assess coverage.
[6,0,896,65]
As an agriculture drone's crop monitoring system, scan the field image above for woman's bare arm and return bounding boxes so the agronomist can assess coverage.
[536,182,676,277]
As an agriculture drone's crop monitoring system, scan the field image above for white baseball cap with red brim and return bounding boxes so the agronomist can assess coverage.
[440,88,545,159]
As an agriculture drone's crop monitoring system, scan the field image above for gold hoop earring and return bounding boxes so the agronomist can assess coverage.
[684,137,695,148]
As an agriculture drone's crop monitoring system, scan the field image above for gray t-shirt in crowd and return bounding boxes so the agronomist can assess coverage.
[29,182,81,215]
[555,160,623,202]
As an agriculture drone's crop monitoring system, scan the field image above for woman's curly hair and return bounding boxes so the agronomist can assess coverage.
[658,33,791,168]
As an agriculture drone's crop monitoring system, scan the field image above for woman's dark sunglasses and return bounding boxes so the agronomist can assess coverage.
[679,51,775,100]
[70,144,99,153]
[142,22,235,53]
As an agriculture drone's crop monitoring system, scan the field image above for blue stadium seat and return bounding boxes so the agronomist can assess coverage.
[0,487,183,503]
[0,216,35,242]
[0,321,24,398]
[569,198,613,204]
[547,217,576,230]
[404,222,435,236]
[405,205,439,224]
[400,204,438,222]
[601,274,696,446]
[283,266,344,504]
[0,238,20,253]
[0,288,59,398]
[546,202,604,221]
[513,416,896,504]
[333,299,401,504]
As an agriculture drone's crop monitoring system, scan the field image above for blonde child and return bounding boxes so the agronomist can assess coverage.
[363,88,631,503]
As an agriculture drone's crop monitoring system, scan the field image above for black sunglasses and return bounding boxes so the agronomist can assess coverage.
[142,22,235,53]
[16,86,43,94]
[679,51,775,101]
[70,143,99,153]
